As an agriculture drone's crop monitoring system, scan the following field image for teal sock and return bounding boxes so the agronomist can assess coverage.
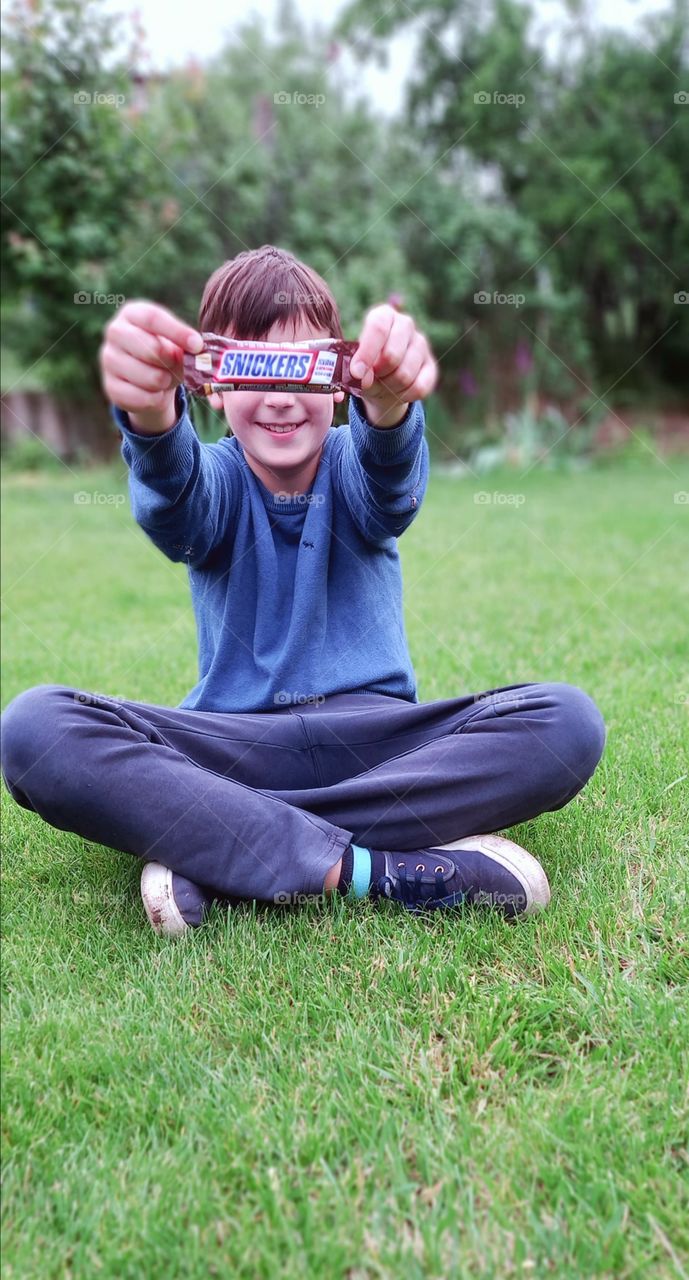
[338,844,372,898]
[350,844,373,897]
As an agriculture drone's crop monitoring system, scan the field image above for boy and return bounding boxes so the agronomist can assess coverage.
[0,246,606,936]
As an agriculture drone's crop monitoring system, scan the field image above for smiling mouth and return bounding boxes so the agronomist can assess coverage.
[257,422,306,435]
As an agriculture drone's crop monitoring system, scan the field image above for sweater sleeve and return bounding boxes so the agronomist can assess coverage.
[112,384,240,568]
[335,395,429,544]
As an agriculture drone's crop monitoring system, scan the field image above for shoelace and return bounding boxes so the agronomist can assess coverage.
[376,861,449,911]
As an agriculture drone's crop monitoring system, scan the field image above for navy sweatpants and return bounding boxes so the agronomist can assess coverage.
[0,681,606,902]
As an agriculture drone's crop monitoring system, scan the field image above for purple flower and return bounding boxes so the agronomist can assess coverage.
[387,292,404,311]
[514,341,533,375]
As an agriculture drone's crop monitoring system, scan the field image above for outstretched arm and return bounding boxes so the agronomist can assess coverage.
[102,300,239,568]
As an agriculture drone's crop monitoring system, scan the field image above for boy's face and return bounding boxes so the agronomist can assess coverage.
[208,318,345,496]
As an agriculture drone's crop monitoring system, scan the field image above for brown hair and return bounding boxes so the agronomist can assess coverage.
[199,245,344,340]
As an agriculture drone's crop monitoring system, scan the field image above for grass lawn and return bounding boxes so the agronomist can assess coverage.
[1,450,687,1279]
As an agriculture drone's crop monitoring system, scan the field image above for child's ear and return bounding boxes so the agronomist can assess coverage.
[208,391,224,412]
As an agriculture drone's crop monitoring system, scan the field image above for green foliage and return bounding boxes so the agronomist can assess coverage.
[1,432,66,472]
[1,0,153,396]
[593,423,669,468]
[1,0,687,457]
[338,0,689,412]
[467,403,601,472]
[1,1,429,406]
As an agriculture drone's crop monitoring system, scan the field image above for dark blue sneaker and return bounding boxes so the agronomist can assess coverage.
[140,862,216,937]
[370,834,550,918]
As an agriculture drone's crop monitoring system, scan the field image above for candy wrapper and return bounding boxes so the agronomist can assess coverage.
[183,334,364,397]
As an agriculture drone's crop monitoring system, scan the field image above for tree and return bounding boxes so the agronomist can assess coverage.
[337,0,689,404]
[1,0,159,397]
[1,0,429,428]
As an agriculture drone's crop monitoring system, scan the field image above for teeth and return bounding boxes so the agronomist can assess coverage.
[262,423,302,434]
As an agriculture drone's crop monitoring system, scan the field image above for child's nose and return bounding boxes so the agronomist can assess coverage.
[263,390,297,408]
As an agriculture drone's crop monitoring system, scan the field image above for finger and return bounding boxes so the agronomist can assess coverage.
[103,347,176,393]
[107,324,187,384]
[369,314,416,380]
[368,339,438,407]
[384,334,437,397]
[404,357,438,400]
[107,319,177,369]
[104,375,174,415]
[350,304,396,377]
[380,343,426,397]
[123,300,203,353]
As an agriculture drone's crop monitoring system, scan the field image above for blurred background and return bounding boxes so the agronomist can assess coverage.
[1,0,687,469]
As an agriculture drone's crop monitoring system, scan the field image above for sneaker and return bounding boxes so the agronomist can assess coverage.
[371,833,550,918]
[140,861,214,937]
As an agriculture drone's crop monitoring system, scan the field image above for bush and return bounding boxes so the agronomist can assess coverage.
[1,434,67,473]
[468,405,602,473]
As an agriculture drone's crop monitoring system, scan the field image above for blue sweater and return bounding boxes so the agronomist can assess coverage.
[113,385,429,713]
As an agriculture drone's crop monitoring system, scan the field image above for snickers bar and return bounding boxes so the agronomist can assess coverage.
[183,334,364,397]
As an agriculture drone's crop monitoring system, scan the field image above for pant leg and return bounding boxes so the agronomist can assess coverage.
[0,684,352,900]
[0,679,606,902]
[265,681,607,850]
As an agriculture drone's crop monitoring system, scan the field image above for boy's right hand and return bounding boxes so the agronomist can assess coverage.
[99,301,204,435]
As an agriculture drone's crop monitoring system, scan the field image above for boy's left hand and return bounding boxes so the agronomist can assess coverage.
[349,304,438,428]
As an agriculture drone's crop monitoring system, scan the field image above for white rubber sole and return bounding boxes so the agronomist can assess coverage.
[435,833,551,917]
[140,861,189,938]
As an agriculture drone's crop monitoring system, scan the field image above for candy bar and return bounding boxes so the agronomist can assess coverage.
[183,334,364,397]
